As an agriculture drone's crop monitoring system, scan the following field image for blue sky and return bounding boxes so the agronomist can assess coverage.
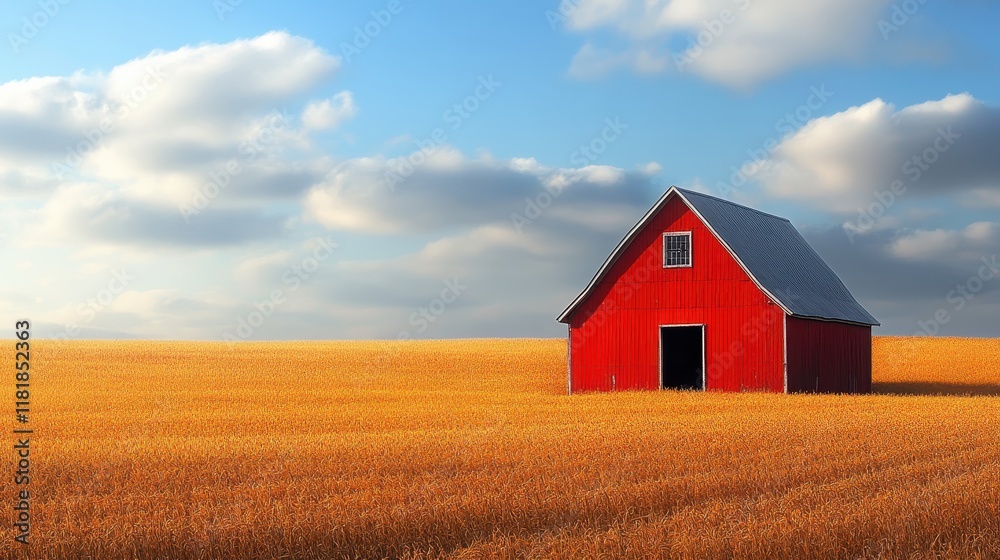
[2,0,999,340]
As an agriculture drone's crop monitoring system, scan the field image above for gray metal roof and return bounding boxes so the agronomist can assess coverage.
[557,186,879,326]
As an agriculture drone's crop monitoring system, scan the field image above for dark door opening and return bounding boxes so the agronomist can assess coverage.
[660,325,704,390]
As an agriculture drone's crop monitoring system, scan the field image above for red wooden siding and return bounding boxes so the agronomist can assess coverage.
[785,317,872,393]
[567,196,785,392]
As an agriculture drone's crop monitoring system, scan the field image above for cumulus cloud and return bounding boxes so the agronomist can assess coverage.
[1,32,338,179]
[753,94,1000,211]
[561,0,895,87]
[0,31,350,249]
[304,148,656,234]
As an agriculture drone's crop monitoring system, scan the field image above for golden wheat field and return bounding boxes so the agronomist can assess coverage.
[4,336,1000,559]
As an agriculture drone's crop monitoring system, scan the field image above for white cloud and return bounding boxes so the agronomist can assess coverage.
[562,0,896,87]
[639,162,663,175]
[889,222,1000,263]
[304,149,655,234]
[0,31,347,251]
[302,91,357,130]
[754,94,1000,211]
[0,31,338,188]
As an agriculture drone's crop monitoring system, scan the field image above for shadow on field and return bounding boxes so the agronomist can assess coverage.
[873,382,1000,396]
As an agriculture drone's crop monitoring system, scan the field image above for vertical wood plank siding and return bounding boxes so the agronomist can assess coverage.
[567,196,785,392]
[786,317,872,394]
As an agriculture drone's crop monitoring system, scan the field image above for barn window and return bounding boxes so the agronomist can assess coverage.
[663,232,692,268]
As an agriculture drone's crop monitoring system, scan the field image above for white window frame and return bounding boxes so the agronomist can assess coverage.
[662,231,692,268]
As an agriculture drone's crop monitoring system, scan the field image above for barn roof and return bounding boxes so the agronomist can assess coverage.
[557,186,879,326]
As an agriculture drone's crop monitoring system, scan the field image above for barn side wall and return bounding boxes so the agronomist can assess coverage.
[785,317,872,394]
[567,195,785,393]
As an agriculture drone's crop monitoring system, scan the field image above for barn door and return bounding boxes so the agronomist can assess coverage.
[660,325,705,390]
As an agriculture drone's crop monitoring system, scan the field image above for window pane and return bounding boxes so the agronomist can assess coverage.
[664,234,690,266]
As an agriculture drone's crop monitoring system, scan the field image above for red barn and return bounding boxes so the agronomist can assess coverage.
[557,186,879,394]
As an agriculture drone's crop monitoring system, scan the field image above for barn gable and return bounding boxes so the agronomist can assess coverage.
[557,186,878,327]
